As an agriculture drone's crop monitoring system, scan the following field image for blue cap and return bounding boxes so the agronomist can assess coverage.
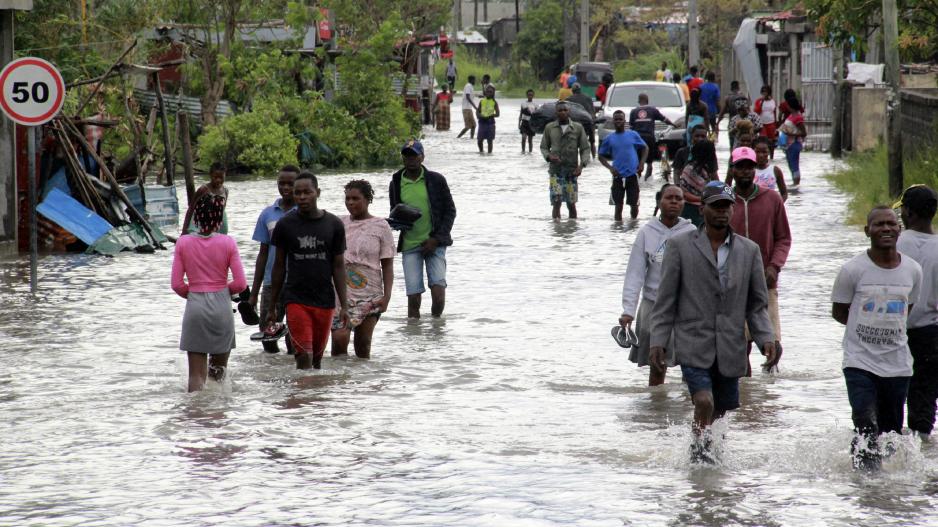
[401,139,424,156]
[702,181,736,204]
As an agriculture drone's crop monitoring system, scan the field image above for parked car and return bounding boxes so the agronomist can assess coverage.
[569,62,613,100]
[529,101,596,136]
[596,81,687,158]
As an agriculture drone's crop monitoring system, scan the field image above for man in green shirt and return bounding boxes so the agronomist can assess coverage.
[540,101,591,219]
[389,140,457,318]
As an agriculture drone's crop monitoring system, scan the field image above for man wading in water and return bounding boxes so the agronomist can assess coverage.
[598,109,647,221]
[249,165,298,354]
[895,185,938,439]
[649,182,778,463]
[832,206,922,470]
[268,173,350,370]
[390,140,457,318]
[540,101,590,220]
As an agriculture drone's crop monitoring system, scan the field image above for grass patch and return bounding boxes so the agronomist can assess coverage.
[432,45,554,98]
[612,50,684,83]
[826,142,938,225]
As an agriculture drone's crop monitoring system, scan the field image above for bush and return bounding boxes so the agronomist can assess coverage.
[198,99,299,174]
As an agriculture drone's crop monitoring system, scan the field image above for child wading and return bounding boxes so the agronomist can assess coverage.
[182,162,229,234]
[476,85,500,154]
[519,89,537,154]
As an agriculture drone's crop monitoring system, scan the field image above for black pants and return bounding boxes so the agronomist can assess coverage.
[907,325,938,434]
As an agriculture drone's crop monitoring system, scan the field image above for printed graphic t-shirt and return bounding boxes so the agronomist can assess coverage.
[271,210,346,308]
[831,252,922,377]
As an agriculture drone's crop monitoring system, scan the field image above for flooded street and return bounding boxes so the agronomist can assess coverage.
[1,98,937,526]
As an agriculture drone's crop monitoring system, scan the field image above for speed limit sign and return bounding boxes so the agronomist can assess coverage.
[0,57,65,126]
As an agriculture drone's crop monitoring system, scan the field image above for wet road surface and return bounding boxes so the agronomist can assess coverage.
[1,99,936,526]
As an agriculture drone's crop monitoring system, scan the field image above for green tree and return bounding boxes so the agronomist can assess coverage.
[158,0,293,126]
[332,15,420,165]
[806,0,938,61]
[15,0,157,81]
[323,0,450,37]
[514,0,564,80]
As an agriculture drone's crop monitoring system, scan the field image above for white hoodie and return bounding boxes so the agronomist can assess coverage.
[621,216,696,317]
[897,230,938,329]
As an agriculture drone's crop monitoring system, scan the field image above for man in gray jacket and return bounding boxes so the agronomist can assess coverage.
[649,181,778,462]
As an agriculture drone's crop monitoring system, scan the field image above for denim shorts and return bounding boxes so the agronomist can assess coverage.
[402,246,447,296]
[681,361,740,415]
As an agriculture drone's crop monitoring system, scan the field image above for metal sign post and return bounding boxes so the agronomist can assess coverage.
[0,56,66,294]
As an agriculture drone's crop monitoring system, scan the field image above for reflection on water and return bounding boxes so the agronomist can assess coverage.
[0,99,936,525]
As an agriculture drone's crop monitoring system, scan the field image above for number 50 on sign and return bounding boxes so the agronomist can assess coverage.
[0,57,65,126]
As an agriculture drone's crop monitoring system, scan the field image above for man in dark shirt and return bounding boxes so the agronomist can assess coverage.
[566,83,597,157]
[629,93,675,180]
[717,80,749,126]
[268,172,349,370]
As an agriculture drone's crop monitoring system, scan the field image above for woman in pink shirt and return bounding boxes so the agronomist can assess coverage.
[171,194,247,392]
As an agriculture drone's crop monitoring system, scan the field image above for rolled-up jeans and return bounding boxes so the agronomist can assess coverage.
[402,246,447,296]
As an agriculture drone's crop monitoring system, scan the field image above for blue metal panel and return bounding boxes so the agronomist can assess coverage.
[36,188,113,245]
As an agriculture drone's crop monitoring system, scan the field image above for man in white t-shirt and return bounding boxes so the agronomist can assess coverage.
[832,206,922,470]
[894,185,938,438]
[457,75,477,139]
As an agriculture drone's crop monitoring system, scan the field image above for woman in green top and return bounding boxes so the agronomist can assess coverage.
[476,85,500,154]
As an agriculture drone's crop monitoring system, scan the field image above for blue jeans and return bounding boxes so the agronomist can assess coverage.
[843,367,910,466]
[786,140,803,182]
[402,246,447,296]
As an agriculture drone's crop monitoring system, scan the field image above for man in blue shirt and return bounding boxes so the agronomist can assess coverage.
[249,165,298,353]
[598,110,648,221]
[699,72,722,141]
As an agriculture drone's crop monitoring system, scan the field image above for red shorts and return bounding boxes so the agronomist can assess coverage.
[760,122,777,139]
[286,303,334,360]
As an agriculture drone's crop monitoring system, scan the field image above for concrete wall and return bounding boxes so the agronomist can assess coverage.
[902,73,938,89]
[850,87,886,152]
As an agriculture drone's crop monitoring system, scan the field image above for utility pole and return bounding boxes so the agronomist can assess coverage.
[579,0,589,62]
[515,0,520,33]
[883,0,903,196]
[830,45,844,158]
[455,0,462,32]
[474,0,478,27]
[483,0,488,23]
[688,0,700,69]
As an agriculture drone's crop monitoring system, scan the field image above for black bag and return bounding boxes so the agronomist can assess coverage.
[387,203,423,231]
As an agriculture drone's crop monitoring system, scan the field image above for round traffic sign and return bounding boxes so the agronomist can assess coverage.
[0,57,65,126]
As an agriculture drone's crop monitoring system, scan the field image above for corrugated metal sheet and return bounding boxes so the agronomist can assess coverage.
[122,183,179,229]
[132,89,235,127]
[800,42,836,151]
[332,73,421,96]
[801,42,833,81]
